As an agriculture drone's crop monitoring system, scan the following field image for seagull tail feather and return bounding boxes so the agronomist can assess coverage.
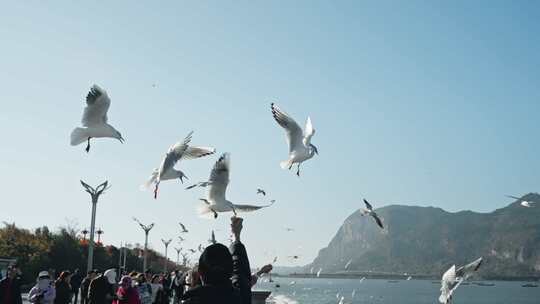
[70,127,88,146]
[280,159,292,170]
[197,204,216,219]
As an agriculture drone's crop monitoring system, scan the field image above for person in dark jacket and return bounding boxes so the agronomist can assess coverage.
[180,217,252,304]
[88,269,116,304]
[54,271,72,304]
[0,265,23,304]
[80,271,96,304]
[70,269,82,304]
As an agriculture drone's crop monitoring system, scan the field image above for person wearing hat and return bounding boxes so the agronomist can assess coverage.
[88,269,116,304]
[180,217,253,304]
[0,265,23,304]
[28,271,56,304]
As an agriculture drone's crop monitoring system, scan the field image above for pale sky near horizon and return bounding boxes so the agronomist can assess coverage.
[1,1,539,267]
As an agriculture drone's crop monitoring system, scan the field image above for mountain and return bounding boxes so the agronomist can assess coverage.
[309,193,540,279]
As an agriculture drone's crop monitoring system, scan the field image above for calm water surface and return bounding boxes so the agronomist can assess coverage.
[256,277,540,304]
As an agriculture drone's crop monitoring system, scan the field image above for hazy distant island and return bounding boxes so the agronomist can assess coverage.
[277,193,540,281]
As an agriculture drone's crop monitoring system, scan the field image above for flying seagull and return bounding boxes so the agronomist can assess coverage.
[179,222,188,233]
[188,249,196,254]
[285,227,295,232]
[316,268,322,277]
[506,195,535,207]
[178,236,185,242]
[257,188,266,196]
[186,153,276,218]
[70,85,124,152]
[344,259,352,269]
[439,257,483,304]
[361,199,384,229]
[147,131,215,199]
[271,103,318,176]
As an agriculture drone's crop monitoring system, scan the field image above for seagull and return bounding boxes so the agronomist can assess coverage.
[351,289,356,299]
[148,131,215,199]
[407,276,412,281]
[289,255,300,260]
[178,236,185,242]
[439,257,483,304]
[257,188,266,196]
[361,199,384,229]
[316,268,322,277]
[285,227,295,232]
[187,153,276,218]
[271,103,318,176]
[289,281,296,286]
[179,222,188,233]
[359,277,365,283]
[506,195,535,207]
[338,296,344,304]
[344,259,352,269]
[70,85,124,153]
[272,257,278,264]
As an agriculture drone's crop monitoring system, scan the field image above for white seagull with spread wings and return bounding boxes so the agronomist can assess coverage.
[439,257,483,304]
[145,131,215,199]
[271,103,318,176]
[70,85,124,152]
[187,153,275,218]
[361,199,384,229]
[506,195,535,207]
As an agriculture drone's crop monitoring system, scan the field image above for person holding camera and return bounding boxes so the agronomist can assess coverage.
[28,271,56,304]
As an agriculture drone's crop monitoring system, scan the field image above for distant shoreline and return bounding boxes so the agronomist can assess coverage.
[273,273,540,282]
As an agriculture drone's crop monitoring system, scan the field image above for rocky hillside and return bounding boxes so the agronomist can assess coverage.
[309,193,540,278]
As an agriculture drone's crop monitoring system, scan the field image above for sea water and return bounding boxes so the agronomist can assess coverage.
[256,277,540,304]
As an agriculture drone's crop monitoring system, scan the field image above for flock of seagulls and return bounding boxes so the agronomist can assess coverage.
[69,85,533,304]
[71,85,316,219]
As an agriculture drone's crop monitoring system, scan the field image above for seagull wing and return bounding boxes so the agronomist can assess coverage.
[233,200,275,213]
[456,257,483,280]
[506,195,522,200]
[303,116,315,146]
[439,265,457,303]
[271,103,304,153]
[363,199,374,211]
[82,85,111,127]
[158,132,193,179]
[208,153,230,202]
[372,213,384,229]
[182,146,216,160]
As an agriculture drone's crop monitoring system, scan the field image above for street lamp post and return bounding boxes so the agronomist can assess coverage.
[133,218,154,272]
[161,239,172,273]
[174,247,182,266]
[80,180,109,272]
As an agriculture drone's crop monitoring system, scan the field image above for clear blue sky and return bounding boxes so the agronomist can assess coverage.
[1,1,539,267]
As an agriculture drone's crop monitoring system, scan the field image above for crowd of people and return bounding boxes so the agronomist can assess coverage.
[0,217,272,304]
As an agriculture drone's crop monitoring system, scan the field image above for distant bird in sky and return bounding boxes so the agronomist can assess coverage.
[289,255,300,260]
[188,249,196,254]
[439,257,483,304]
[361,199,384,229]
[70,85,124,153]
[257,188,266,196]
[506,195,535,207]
[272,257,278,264]
[179,222,188,233]
[271,103,318,176]
[359,277,365,283]
[148,131,215,199]
[338,296,345,304]
[187,153,276,218]
[289,281,296,286]
[344,259,352,269]
[178,236,185,242]
[407,276,412,281]
[352,289,356,299]
[317,268,322,277]
[285,227,295,232]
